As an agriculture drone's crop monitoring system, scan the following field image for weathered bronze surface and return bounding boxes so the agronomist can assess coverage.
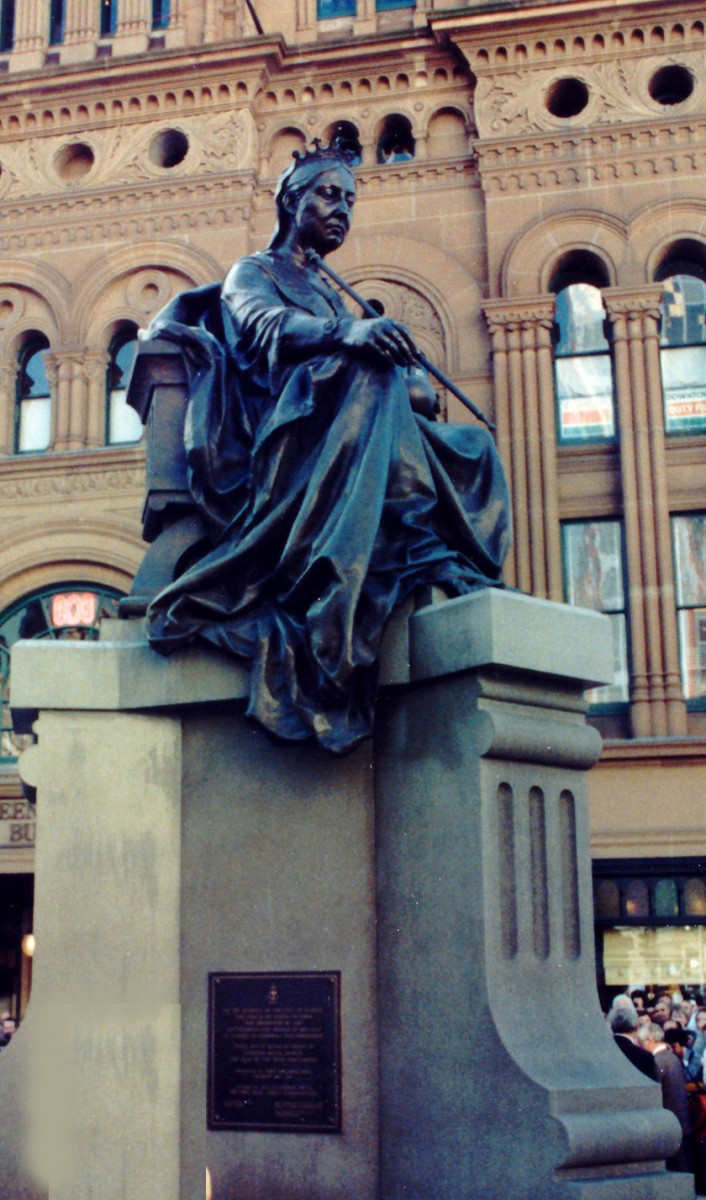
[143,144,511,753]
[208,971,342,1134]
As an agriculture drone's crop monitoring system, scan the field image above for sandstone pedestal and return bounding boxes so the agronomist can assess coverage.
[0,591,693,1199]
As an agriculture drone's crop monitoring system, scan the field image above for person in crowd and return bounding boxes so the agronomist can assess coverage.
[638,1021,693,1174]
[0,1014,16,1048]
[607,995,657,1079]
[652,994,674,1026]
[630,988,648,1014]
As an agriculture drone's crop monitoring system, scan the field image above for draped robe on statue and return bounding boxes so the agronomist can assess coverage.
[145,250,511,753]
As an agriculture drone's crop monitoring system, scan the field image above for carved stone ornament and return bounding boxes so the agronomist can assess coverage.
[0,110,258,202]
[474,53,703,139]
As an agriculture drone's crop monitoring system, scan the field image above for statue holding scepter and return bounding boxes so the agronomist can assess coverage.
[145,141,511,753]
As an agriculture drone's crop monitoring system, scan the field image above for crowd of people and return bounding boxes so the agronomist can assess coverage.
[608,987,706,1189]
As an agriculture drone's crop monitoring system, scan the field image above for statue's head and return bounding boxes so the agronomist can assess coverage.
[269,140,357,252]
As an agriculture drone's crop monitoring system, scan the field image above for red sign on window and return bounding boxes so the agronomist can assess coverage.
[50,592,98,629]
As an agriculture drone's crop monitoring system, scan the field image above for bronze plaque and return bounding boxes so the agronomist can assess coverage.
[208,971,342,1133]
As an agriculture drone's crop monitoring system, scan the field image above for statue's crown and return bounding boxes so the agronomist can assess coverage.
[292,136,358,167]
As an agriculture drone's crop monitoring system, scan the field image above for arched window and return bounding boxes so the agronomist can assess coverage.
[427,108,468,159]
[152,0,170,30]
[0,0,15,52]
[658,272,706,434]
[553,283,614,442]
[100,0,117,36]
[377,115,415,164]
[15,336,51,454]
[48,0,65,44]
[106,328,142,445]
[270,127,306,177]
[326,121,362,167]
[0,583,123,764]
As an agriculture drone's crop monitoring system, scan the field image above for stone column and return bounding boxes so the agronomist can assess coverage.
[374,589,689,1200]
[164,0,186,46]
[604,287,686,738]
[44,351,90,452]
[113,0,151,56]
[9,0,47,71]
[61,0,99,62]
[483,297,562,600]
[83,350,110,448]
[0,360,18,455]
[294,0,317,43]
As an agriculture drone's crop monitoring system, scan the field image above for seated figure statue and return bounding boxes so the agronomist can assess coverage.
[145,142,511,754]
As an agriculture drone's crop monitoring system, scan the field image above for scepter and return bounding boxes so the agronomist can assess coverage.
[305,249,495,433]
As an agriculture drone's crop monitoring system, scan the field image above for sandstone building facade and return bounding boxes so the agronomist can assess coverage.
[0,0,703,1016]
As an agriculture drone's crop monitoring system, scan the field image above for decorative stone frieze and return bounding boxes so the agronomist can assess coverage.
[473,53,704,139]
[476,118,706,194]
[0,111,258,202]
[0,175,256,253]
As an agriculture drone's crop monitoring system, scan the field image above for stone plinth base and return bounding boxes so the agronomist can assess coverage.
[0,592,693,1200]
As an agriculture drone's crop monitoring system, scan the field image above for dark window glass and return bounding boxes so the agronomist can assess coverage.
[562,520,629,705]
[106,331,142,445]
[672,514,706,702]
[317,0,355,15]
[594,880,620,919]
[152,0,170,29]
[15,338,50,454]
[554,284,615,441]
[654,880,680,918]
[100,0,117,36]
[0,0,15,51]
[685,880,706,917]
[376,0,415,8]
[624,880,650,918]
[660,274,706,434]
[377,114,415,164]
[48,0,65,44]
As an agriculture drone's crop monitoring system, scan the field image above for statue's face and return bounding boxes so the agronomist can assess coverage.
[288,166,356,256]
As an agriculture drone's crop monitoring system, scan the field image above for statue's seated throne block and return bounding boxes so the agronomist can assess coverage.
[120,338,206,616]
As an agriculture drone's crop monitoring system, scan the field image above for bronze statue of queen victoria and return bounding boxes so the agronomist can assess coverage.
[145,143,511,753]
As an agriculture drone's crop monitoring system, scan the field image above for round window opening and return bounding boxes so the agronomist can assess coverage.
[546,77,590,119]
[649,65,694,107]
[55,142,95,182]
[149,129,189,169]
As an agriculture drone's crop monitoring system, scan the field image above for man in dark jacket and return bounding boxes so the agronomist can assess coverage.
[608,994,657,1080]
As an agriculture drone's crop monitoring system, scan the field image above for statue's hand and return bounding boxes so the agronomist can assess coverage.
[337,318,416,367]
[406,369,440,420]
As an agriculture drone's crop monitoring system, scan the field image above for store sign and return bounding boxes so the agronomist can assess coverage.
[0,799,36,849]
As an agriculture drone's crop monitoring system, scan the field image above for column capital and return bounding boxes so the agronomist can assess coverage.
[603,284,664,323]
[483,295,555,334]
